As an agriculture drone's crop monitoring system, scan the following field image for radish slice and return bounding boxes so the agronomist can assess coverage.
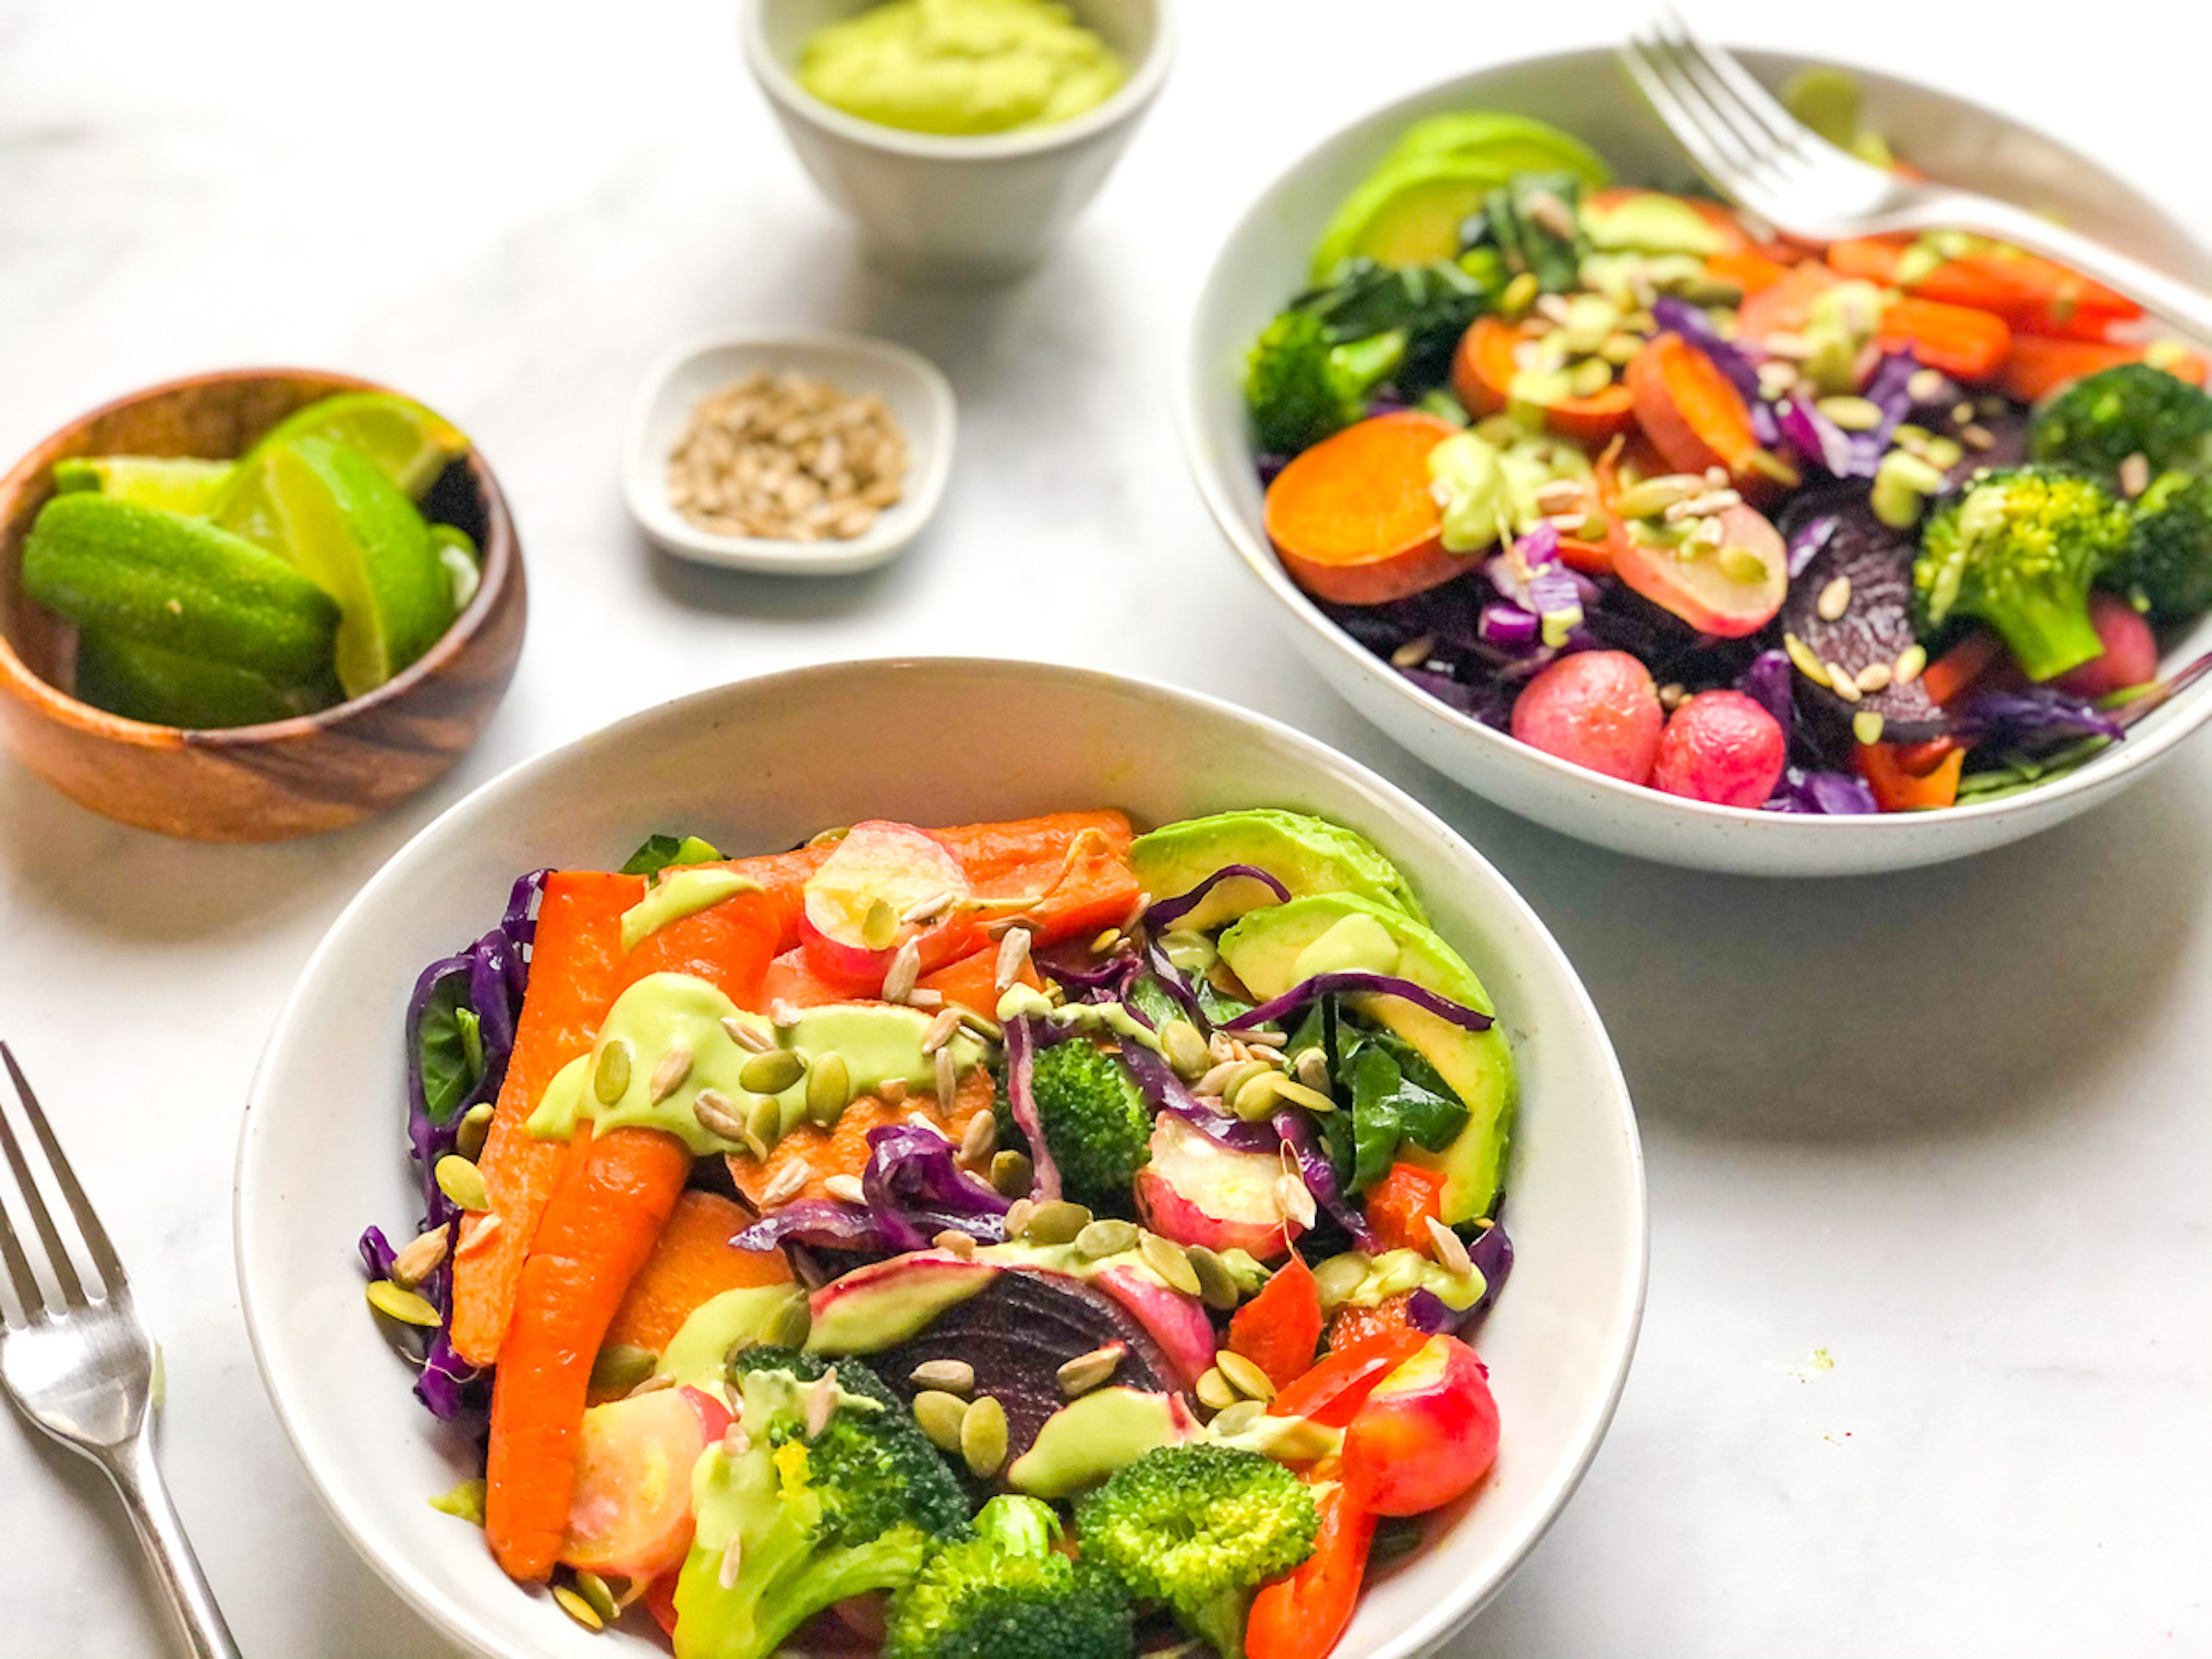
[800,820,973,992]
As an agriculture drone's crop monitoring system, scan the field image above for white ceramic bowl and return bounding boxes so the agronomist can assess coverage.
[623,329,956,575]
[1181,48,2212,877]
[237,658,1645,1659]
[741,0,1176,284]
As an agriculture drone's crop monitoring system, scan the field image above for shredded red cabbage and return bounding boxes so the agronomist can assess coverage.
[1784,510,1839,579]
[1738,648,1795,731]
[1225,971,1494,1035]
[1764,766,1880,814]
[1143,865,1293,934]
[1478,603,1541,651]
[1140,936,1214,1032]
[1775,353,1919,480]
[1957,688,2125,745]
[1002,1017,1063,1204]
[1483,523,1583,647]
[1040,945,1146,1000]
[1271,1108,1379,1253]
[730,1199,890,1254]
[1405,1218,1514,1335]
[858,1122,1012,1253]
[1652,296,1762,407]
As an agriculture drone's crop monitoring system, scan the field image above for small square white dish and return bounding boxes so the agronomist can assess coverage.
[622,329,955,575]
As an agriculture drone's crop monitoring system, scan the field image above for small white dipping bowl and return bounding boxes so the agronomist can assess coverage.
[741,0,1176,284]
[1182,47,2212,877]
[237,658,1645,1659]
[623,329,955,575]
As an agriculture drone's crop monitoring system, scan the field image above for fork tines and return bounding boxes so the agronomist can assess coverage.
[0,1041,126,1324]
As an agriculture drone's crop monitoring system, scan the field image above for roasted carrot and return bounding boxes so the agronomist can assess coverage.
[1452,314,1635,443]
[915,947,1041,1017]
[1324,1292,1421,1354]
[1853,739,1965,812]
[601,1190,790,1362]
[485,1123,692,1582]
[452,871,642,1368]
[725,1065,995,1210]
[615,888,782,1011]
[1361,1162,1448,1254]
[1627,332,1771,492]
[1876,296,2012,383]
[1733,259,1839,348]
[1827,235,2138,334]
[1263,412,1463,606]
[1706,246,1794,295]
[1998,335,2209,403]
[1920,631,2006,708]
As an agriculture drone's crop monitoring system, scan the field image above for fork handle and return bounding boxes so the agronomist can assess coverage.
[1908,192,2212,349]
[102,1434,242,1659]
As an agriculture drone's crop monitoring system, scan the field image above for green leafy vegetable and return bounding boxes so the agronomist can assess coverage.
[619,831,724,877]
[416,973,485,1128]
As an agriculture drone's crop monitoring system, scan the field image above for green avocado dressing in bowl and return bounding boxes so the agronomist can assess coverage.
[797,0,1125,137]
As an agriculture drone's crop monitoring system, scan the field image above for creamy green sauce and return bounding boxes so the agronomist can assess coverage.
[656,1286,807,1393]
[1006,1386,1190,1498]
[621,868,761,953]
[797,0,1126,138]
[1290,911,1402,982]
[526,972,986,1156]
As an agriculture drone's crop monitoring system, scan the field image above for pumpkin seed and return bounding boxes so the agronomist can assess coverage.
[740,1049,806,1095]
[571,1571,621,1625]
[1610,475,1697,520]
[806,1053,852,1126]
[434,1155,489,1213]
[1024,1199,1092,1246]
[1184,1244,1241,1311]
[765,1291,812,1349]
[454,1102,495,1160]
[1265,1077,1337,1116]
[1210,1399,1265,1438]
[912,1389,970,1453]
[1074,1218,1139,1260]
[428,1477,486,1524]
[551,1584,604,1631]
[1853,710,1886,746]
[1215,1349,1277,1403]
[390,1226,450,1288]
[745,1092,782,1156]
[590,1343,659,1396]
[650,1042,694,1103]
[1057,1342,1125,1398]
[367,1280,441,1327]
[1139,1232,1203,1297]
[960,1393,1008,1477]
[1194,1367,1239,1411]
[722,1014,773,1053]
[1781,630,1830,687]
[1230,1068,1286,1122]
[991,1151,1034,1198]
[959,1111,997,1166]
[861,898,900,951]
[1161,1019,1209,1079]
[594,1039,632,1104]
[910,1359,974,1394]
[694,1088,747,1143]
[1816,394,1884,431]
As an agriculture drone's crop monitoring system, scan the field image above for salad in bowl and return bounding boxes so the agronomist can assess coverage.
[359,801,1524,1659]
[1234,75,2212,822]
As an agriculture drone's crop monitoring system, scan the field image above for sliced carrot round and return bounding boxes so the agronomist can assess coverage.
[1452,315,1635,444]
[1263,411,1464,605]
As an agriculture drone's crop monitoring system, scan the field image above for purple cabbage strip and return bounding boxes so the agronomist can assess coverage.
[1225,971,1494,1036]
[731,1199,890,1254]
[1776,351,1920,480]
[1483,523,1583,646]
[1652,295,1762,406]
[1764,767,1880,815]
[1143,865,1293,935]
[1775,397,1858,478]
[1040,945,1145,1000]
[1784,511,1839,579]
[1738,648,1795,731]
[1477,603,1541,651]
[1002,1017,1063,1203]
[1955,687,2125,745]
[860,1123,1011,1253]
[1119,1040,1281,1153]
[1405,1288,1456,1334]
[1141,935,1214,1033]
[1271,1108,1379,1253]
[1404,1218,1514,1335]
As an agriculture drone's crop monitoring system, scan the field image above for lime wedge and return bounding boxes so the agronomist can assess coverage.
[243,392,468,500]
[53,455,234,514]
[216,436,457,699]
[75,629,335,729]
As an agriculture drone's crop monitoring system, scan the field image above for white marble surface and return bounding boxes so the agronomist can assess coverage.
[2,1,2208,1653]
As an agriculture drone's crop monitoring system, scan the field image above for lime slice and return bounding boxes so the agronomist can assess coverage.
[429,523,481,611]
[216,436,457,699]
[75,629,335,729]
[53,455,234,514]
[243,392,468,500]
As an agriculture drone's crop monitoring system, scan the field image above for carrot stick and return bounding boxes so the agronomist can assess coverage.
[1998,335,2209,403]
[452,871,642,1368]
[485,1123,692,1583]
[1853,740,1964,813]
[1829,235,2138,333]
[1877,296,2012,383]
[601,1189,790,1364]
[1920,631,2006,708]
[915,947,1040,1018]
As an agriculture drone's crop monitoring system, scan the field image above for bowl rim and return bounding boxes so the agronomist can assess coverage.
[1176,42,2212,842]
[0,365,521,747]
[618,327,959,575]
[233,654,1649,1659]
[737,0,1180,163]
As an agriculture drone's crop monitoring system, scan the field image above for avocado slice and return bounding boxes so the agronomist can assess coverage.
[1127,809,1426,933]
[1218,894,1513,1224]
[1312,113,1609,279]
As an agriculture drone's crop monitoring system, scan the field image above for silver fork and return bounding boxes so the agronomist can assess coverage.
[0,1043,241,1659]
[1620,10,2212,343]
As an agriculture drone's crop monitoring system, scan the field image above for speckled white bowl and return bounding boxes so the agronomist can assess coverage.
[237,659,1644,1659]
[1181,47,2212,876]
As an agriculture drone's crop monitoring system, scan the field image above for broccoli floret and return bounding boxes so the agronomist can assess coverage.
[2112,467,2212,623]
[885,1496,1134,1659]
[1913,465,2133,682]
[1244,310,1406,456]
[1076,1444,1319,1659]
[671,1352,971,1659]
[2030,362,2212,478]
[1000,1039,1153,1212]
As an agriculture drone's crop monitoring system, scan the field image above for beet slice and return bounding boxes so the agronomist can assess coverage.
[1781,491,1947,742]
[868,1267,1180,1465]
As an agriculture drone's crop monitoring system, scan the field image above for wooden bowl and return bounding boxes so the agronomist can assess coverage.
[0,369,526,841]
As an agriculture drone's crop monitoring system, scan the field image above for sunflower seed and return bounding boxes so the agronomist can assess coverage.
[933,1229,977,1258]
[650,1042,694,1103]
[435,1155,489,1213]
[454,1103,495,1160]
[922,1008,962,1054]
[1185,1244,1241,1311]
[1288,1049,1330,1094]
[1907,367,1950,405]
[1075,1218,1139,1260]
[879,1077,910,1107]
[723,1015,774,1053]
[2120,451,2151,498]
[901,888,955,924]
[907,1110,949,1138]
[992,1151,1034,1198]
[590,1343,659,1396]
[959,1111,997,1166]
[390,1227,450,1287]
[1426,1215,1475,1277]
[1216,1349,1277,1403]
[1894,643,1927,685]
[824,1173,865,1205]
[960,1394,1008,1477]
[626,1371,677,1398]
[1139,1232,1203,1296]
[1003,1197,1036,1239]
[758,1159,810,1207]
[1960,422,1995,451]
[1195,1367,1240,1411]
[739,1050,805,1095]
[1211,1400,1265,1438]
[1817,576,1853,621]
[884,939,923,1003]
[1161,1019,1210,1079]
[770,998,803,1030]
[723,1424,751,1456]
[1274,1171,1318,1230]
[458,1213,502,1253]
[994,926,1033,994]
[552,1584,605,1631]
[1855,662,1892,694]
[910,1359,975,1394]
[1241,1026,1288,1050]
[935,1046,957,1107]
[1194,1060,1241,1097]
[913,1390,970,1453]
[861,898,900,951]
[1389,634,1437,670]
[694,1088,747,1142]
[744,1092,782,1156]
[1057,1342,1127,1398]
[1827,662,1863,702]
[717,1531,745,1591]
[1024,1199,1092,1246]
[367,1280,441,1327]
[804,1371,841,1439]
